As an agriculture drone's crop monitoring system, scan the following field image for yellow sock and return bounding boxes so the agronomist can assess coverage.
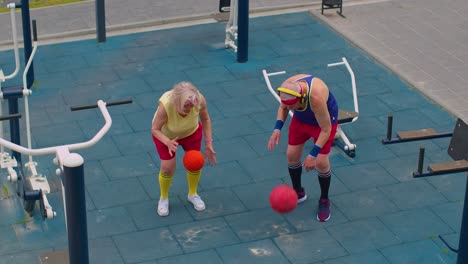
[159,171,173,199]
[187,170,201,196]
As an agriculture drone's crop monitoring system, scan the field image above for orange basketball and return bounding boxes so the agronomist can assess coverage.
[183,150,205,171]
[269,184,298,214]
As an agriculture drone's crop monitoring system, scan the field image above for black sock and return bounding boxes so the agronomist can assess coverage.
[288,162,303,193]
[318,170,332,199]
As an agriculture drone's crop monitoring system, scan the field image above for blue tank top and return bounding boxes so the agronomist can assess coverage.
[293,75,339,126]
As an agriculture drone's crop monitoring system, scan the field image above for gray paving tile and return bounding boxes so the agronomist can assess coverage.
[212,116,264,140]
[426,172,467,202]
[32,121,88,148]
[169,217,239,253]
[0,226,21,255]
[231,179,284,210]
[327,217,401,253]
[76,137,122,161]
[125,199,193,230]
[238,153,289,183]
[224,208,295,241]
[113,228,183,263]
[0,248,55,264]
[274,228,347,264]
[212,137,259,163]
[334,162,398,191]
[217,239,290,263]
[333,188,399,220]
[182,188,247,220]
[89,237,125,264]
[156,249,223,264]
[431,201,464,232]
[347,138,396,164]
[87,206,137,239]
[100,153,158,180]
[323,250,390,264]
[379,208,454,242]
[379,180,448,210]
[284,200,349,232]
[199,161,254,190]
[185,65,237,85]
[87,178,150,208]
[380,239,456,264]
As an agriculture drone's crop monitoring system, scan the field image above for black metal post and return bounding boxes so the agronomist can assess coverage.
[63,154,89,264]
[386,114,393,141]
[96,0,106,43]
[20,0,34,88]
[457,175,468,264]
[237,0,248,63]
[8,98,21,163]
[417,146,425,175]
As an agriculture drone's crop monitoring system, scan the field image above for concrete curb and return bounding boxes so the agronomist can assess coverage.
[0,1,322,48]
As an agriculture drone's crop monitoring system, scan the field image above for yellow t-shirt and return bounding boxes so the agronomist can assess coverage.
[155,91,200,139]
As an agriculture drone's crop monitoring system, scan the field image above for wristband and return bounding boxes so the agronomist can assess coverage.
[274,120,284,131]
[309,144,322,158]
[204,138,213,142]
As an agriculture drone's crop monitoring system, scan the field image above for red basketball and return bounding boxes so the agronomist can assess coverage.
[183,150,205,171]
[269,185,298,214]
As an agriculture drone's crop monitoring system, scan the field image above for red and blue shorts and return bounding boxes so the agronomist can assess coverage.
[288,116,338,155]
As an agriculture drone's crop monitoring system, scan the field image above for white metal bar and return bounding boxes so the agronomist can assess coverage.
[3,4,20,81]
[0,100,112,156]
[262,69,293,117]
[328,57,359,121]
[23,42,38,163]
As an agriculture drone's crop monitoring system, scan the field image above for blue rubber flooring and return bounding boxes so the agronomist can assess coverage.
[0,12,464,263]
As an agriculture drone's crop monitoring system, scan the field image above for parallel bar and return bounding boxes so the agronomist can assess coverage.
[382,132,453,144]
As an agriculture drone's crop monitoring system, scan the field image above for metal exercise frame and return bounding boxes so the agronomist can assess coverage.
[262,57,359,157]
[0,99,132,264]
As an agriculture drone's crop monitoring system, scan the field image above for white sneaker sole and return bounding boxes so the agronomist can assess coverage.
[297,194,307,204]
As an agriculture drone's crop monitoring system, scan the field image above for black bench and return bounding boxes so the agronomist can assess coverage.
[322,0,344,17]
[413,118,468,177]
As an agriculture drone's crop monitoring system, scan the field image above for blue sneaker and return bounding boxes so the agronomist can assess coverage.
[317,199,331,222]
[296,187,307,204]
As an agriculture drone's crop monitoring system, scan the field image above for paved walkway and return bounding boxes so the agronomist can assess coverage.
[0,0,466,263]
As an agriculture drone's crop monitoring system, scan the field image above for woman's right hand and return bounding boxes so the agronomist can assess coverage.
[166,137,179,156]
[268,130,281,151]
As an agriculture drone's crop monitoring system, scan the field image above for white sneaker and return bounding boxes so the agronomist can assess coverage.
[157,198,169,216]
[187,194,206,211]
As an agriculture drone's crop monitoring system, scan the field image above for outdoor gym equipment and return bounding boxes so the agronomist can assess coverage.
[409,118,467,264]
[382,115,467,263]
[219,0,249,62]
[0,99,132,264]
[411,118,468,178]
[0,3,22,187]
[382,113,453,144]
[262,57,359,157]
[0,13,56,218]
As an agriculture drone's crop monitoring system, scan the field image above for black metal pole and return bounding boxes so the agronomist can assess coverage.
[237,0,248,63]
[63,154,89,264]
[20,0,34,88]
[96,0,106,43]
[386,114,393,141]
[8,98,21,163]
[457,174,468,264]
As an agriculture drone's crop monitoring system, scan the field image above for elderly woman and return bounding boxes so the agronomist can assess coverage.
[152,82,217,217]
